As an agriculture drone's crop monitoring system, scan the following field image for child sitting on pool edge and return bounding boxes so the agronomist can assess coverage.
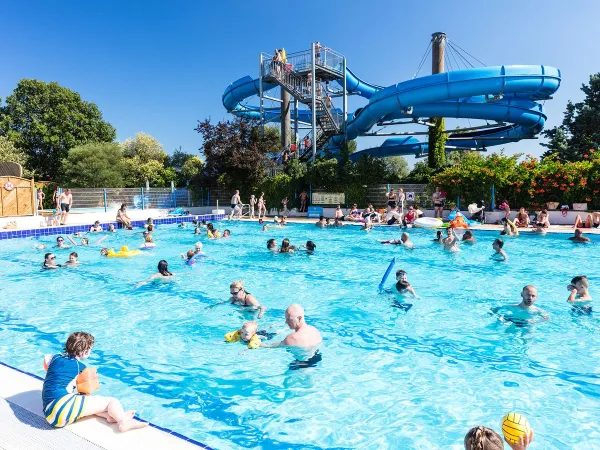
[42,331,146,432]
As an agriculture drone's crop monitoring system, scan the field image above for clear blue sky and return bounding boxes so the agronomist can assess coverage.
[1,0,598,167]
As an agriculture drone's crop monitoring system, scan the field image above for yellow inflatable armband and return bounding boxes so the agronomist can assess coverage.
[224,329,241,342]
[247,335,262,349]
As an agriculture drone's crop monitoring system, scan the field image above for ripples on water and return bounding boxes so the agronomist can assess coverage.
[0,223,599,449]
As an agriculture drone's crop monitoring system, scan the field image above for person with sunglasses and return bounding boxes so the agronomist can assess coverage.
[229,280,265,318]
[43,253,61,269]
[54,236,69,249]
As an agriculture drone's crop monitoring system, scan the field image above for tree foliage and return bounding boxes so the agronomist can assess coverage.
[542,73,600,161]
[60,142,124,188]
[195,117,274,189]
[427,117,447,169]
[0,79,116,179]
[120,132,175,187]
[0,135,30,175]
[405,161,435,183]
[384,156,409,181]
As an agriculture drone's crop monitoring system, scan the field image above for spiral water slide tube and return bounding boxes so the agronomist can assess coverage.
[222,65,561,159]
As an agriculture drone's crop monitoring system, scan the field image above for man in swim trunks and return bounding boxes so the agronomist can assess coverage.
[58,189,73,225]
[299,190,308,213]
[493,285,549,324]
[380,232,413,248]
[568,229,591,243]
[230,190,241,219]
[443,228,459,252]
[385,206,402,225]
[262,304,322,349]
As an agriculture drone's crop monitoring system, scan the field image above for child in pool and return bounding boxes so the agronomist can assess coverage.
[226,321,275,348]
[395,269,417,297]
[64,252,79,266]
[42,332,146,432]
[464,425,533,449]
[567,275,592,311]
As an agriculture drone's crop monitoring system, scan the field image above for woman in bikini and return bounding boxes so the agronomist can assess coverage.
[257,193,267,219]
[229,280,265,318]
[386,189,397,209]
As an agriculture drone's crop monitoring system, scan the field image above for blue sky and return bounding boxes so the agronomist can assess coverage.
[1,0,599,167]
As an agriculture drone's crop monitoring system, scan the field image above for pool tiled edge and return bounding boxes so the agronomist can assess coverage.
[0,214,226,240]
[0,360,213,449]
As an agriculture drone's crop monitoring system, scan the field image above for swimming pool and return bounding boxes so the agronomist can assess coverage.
[0,222,598,449]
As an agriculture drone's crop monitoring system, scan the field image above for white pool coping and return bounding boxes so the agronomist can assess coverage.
[0,362,209,450]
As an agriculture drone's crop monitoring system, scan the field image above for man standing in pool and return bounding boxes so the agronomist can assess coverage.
[493,285,549,324]
[262,304,322,349]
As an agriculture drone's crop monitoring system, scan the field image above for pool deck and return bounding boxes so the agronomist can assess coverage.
[0,363,209,450]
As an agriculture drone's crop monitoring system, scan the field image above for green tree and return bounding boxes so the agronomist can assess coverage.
[60,142,124,187]
[121,132,175,187]
[428,117,447,169]
[384,156,409,181]
[405,161,435,183]
[306,158,339,189]
[542,73,600,161]
[195,117,273,189]
[180,156,204,186]
[0,79,116,179]
[0,135,30,175]
[351,154,390,185]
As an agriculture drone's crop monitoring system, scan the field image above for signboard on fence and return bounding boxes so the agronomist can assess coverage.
[312,192,345,205]
[406,192,415,201]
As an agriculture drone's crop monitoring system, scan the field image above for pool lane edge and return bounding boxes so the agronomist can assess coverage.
[0,360,214,450]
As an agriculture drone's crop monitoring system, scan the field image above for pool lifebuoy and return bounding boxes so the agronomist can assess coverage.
[3,181,14,191]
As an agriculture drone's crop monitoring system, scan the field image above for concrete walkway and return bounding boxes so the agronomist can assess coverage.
[0,364,206,450]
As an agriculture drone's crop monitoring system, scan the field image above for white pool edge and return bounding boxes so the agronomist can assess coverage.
[0,361,212,450]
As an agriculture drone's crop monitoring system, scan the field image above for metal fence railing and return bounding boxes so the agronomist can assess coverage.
[69,188,192,210]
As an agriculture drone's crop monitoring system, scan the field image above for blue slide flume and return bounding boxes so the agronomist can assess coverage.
[223,56,560,158]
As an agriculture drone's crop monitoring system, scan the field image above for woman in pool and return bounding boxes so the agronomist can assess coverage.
[55,236,69,249]
[432,230,444,243]
[136,260,174,287]
[116,204,133,230]
[278,238,294,253]
[229,280,265,318]
[43,253,61,269]
[193,226,201,235]
[144,218,153,229]
[462,230,476,244]
[89,221,103,232]
[107,224,116,233]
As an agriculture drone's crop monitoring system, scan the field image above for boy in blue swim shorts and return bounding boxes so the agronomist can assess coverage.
[42,331,147,432]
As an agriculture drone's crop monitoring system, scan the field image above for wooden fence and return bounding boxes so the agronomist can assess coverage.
[0,176,35,217]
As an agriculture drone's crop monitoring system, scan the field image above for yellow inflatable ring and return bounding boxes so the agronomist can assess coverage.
[106,245,142,258]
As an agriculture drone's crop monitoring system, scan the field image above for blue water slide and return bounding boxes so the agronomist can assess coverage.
[345,65,561,159]
[223,64,561,158]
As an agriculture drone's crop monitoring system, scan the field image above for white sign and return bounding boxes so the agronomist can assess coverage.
[312,192,345,205]
[406,192,415,201]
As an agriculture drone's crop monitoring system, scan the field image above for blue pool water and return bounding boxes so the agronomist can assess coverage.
[0,222,599,449]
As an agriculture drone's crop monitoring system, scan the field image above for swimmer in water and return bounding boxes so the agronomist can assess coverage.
[223,229,231,238]
[302,240,316,254]
[492,238,508,261]
[193,227,201,235]
[179,222,186,228]
[315,216,327,228]
[43,253,61,269]
[492,285,549,324]
[532,222,546,235]
[433,230,444,244]
[108,224,116,233]
[443,228,459,252]
[395,270,417,297]
[135,260,174,288]
[228,280,265,318]
[267,239,277,251]
[55,236,69,249]
[462,230,476,244]
[89,221,103,232]
[64,252,79,266]
[568,229,591,243]
[380,232,413,248]
[278,238,294,253]
[261,304,322,349]
[567,275,592,312]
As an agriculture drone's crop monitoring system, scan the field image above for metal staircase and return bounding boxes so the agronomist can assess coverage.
[264,61,343,160]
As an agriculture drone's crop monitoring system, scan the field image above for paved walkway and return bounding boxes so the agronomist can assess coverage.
[0,364,204,450]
